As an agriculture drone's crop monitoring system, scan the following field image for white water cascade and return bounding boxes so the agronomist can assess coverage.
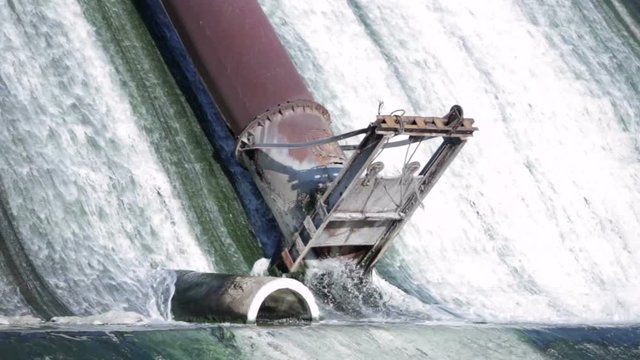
[261,0,640,323]
[0,0,212,319]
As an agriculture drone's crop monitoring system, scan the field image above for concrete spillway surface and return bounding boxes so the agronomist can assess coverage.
[0,0,640,357]
[171,271,319,324]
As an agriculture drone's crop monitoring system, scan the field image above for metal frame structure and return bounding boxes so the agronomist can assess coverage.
[279,106,477,272]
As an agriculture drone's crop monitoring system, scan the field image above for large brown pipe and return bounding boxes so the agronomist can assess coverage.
[161,0,310,134]
[161,0,345,247]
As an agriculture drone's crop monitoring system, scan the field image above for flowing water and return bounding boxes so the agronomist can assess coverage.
[0,0,639,358]
[0,0,260,321]
[261,0,640,324]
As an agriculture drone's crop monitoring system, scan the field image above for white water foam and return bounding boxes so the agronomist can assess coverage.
[304,259,456,322]
[0,315,42,327]
[51,310,146,325]
[261,0,640,322]
[0,0,211,319]
[0,270,31,317]
[250,258,271,276]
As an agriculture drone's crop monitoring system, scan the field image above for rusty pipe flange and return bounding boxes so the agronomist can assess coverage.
[234,99,333,162]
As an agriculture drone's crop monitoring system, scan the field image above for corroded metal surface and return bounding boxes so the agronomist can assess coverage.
[160,0,314,135]
[158,0,476,273]
[161,0,346,253]
[236,100,345,242]
[282,108,478,272]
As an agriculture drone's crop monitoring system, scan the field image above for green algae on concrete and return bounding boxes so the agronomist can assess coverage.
[78,0,262,273]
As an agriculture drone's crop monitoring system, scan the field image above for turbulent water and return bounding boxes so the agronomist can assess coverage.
[261,0,640,324]
[0,0,639,358]
[0,0,260,321]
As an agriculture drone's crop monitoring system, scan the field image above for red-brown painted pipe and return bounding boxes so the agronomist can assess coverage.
[161,0,311,134]
[161,0,345,249]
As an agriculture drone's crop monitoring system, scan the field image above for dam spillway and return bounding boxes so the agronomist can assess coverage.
[1,0,640,357]
[148,0,476,274]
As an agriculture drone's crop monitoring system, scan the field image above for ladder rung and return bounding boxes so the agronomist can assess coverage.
[330,211,403,221]
[294,235,305,254]
[303,217,316,237]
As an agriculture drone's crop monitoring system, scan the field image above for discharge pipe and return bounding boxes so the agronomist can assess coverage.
[171,271,319,324]
[154,0,476,275]
[160,0,345,246]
